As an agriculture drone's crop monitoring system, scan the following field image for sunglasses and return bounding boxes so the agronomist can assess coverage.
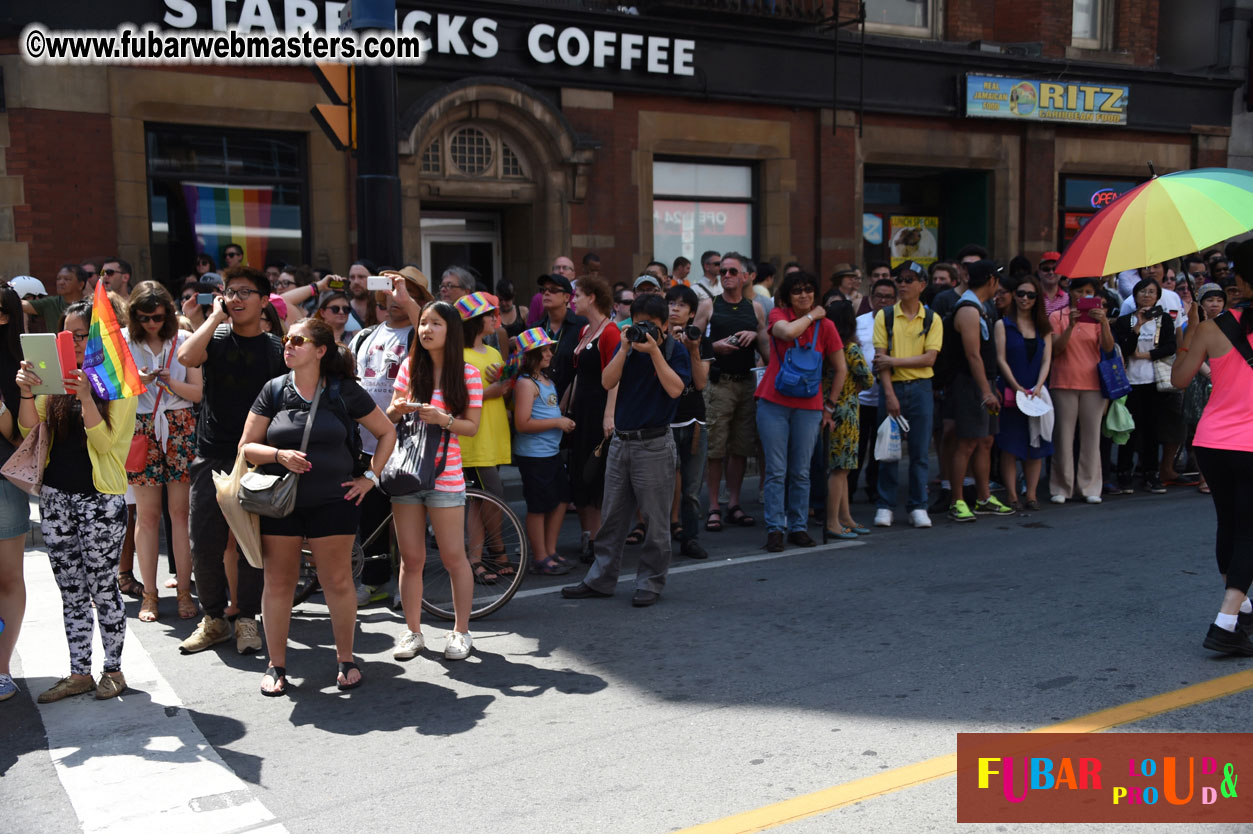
[283,334,312,348]
[789,285,815,295]
[135,312,166,324]
[226,251,242,259]
[1015,291,1038,300]
[719,267,740,277]
[324,305,351,314]
[224,288,261,299]
[102,268,121,277]
[894,276,919,285]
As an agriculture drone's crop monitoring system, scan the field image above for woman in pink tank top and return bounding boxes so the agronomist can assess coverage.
[1172,240,1253,658]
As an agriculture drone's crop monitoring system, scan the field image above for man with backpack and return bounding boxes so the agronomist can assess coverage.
[177,265,283,655]
[944,260,1016,522]
[871,260,942,528]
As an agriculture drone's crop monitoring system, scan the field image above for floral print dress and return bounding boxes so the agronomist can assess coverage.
[826,342,874,471]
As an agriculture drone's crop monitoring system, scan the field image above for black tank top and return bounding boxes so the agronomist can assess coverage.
[709,295,758,375]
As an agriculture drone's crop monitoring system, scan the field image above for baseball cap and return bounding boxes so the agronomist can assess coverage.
[892,260,927,279]
[1041,251,1062,263]
[633,274,662,289]
[1198,282,1226,302]
[455,291,499,320]
[6,275,46,298]
[515,327,556,352]
[200,272,223,288]
[538,273,574,294]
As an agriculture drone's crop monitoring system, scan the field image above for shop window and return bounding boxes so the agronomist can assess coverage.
[865,0,940,38]
[1071,0,1109,49]
[420,124,530,181]
[146,125,307,285]
[1058,175,1140,249]
[652,160,755,269]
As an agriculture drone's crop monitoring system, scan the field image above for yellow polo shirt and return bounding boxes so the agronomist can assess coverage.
[871,302,943,382]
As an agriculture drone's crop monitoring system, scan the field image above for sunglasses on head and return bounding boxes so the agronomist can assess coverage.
[283,334,312,348]
[135,312,166,324]
[324,305,351,314]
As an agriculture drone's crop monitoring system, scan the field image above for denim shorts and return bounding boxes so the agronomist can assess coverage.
[390,488,466,508]
[0,477,31,539]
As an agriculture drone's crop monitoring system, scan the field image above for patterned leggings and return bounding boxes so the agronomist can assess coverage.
[40,486,128,675]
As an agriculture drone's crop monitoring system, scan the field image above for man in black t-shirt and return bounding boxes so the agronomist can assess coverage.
[666,285,712,560]
[177,266,283,656]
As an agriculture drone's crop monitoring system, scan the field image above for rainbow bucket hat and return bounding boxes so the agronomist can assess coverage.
[515,327,557,352]
[454,291,498,320]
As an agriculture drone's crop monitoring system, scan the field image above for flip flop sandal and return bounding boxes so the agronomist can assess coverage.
[528,554,572,576]
[705,510,723,532]
[261,666,288,697]
[485,551,517,577]
[471,562,499,585]
[625,522,648,545]
[726,505,756,527]
[337,661,363,691]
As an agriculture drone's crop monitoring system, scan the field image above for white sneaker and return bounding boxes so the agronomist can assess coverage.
[393,629,425,660]
[235,617,262,655]
[444,631,473,661]
[874,509,893,527]
[1050,494,1067,504]
[909,509,932,528]
[1085,495,1102,504]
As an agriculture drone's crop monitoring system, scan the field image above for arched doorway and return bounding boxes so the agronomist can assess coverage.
[399,79,594,294]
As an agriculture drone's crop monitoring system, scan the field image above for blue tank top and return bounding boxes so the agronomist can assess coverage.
[513,375,562,457]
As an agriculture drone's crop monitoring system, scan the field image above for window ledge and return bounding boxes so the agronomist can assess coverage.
[1065,46,1137,65]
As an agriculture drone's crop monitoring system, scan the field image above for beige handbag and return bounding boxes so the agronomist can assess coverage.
[1,422,50,496]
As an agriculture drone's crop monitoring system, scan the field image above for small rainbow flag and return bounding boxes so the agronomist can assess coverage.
[83,280,147,401]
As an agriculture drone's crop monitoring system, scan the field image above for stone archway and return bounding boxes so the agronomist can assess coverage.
[398,77,595,283]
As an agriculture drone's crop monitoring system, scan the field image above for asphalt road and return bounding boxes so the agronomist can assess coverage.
[5,483,1252,834]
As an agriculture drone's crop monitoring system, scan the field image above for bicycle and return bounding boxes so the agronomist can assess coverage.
[293,488,530,619]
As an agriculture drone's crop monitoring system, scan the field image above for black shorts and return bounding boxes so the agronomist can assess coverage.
[260,499,362,539]
[515,454,570,514]
[1157,391,1185,445]
[951,373,998,440]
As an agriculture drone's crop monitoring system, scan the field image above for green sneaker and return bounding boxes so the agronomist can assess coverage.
[948,499,976,523]
[974,496,1015,515]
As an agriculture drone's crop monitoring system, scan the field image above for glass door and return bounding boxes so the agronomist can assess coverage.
[421,212,501,289]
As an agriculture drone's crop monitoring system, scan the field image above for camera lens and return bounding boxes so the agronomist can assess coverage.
[624,325,641,343]
[684,325,701,341]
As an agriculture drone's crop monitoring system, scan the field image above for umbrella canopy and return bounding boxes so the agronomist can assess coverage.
[1055,167,1253,279]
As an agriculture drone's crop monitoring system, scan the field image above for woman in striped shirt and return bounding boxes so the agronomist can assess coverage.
[387,298,483,662]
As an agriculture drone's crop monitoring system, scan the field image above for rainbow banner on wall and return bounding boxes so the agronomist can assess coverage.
[82,281,147,401]
[183,183,274,267]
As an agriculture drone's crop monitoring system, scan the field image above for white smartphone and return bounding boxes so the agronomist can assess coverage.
[367,275,392,291]
[20,333,67,396]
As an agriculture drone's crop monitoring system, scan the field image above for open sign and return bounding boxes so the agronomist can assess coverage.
[1090,188,1119,209]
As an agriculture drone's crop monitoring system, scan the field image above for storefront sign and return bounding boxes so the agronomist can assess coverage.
[965,74,1129,125]
[160,0,696,75]
[863,213,883,245]
[888,216,938,268]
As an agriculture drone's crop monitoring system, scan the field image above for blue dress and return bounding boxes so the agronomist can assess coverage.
[996,318,1053,460]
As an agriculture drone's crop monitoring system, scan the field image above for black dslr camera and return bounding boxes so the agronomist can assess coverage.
[624,321,662,344]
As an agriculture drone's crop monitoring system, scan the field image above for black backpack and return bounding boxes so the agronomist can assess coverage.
[932,299,988,389]
[265,374,365,475]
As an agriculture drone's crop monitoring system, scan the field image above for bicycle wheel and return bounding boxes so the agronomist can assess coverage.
[419,488,529,620]
[293,538,365,606]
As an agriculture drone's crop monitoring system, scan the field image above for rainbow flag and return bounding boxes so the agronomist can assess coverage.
[83,280,147,401]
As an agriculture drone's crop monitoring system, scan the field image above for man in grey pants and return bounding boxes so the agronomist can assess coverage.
[562,294,691,607]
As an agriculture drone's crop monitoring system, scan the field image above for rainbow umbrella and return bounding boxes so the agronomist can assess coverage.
[1055,167,1253,279]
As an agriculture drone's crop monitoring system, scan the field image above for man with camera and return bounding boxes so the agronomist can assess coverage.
[562,294,691,607]
[704,252,768,531]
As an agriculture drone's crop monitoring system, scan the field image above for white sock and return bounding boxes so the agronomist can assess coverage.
[1215,612,1239,632]
[963,476,975,486]
[1242,598,1252,615]
[940,480,951,490]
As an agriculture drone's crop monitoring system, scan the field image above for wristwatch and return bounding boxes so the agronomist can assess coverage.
[362,470,379,486]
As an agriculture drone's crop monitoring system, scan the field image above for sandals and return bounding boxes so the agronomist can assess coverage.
[177,589,197,620]
[484,550,517,577]
[670,521,683,540]
[138,591,159,623]
[625,522,647,545]
[705,510,723,533]
[529,554,572,576]
[118,570,144,600]
[471,561,500,585]
[825,527,859,540]
[260,665,288,697]
[336,661,363,691]
[726,505,756,527]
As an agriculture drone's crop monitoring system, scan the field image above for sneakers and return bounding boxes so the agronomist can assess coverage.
[1050,494,1067,505]
[37,675,95,704]
[1085,495,1103,504]
[1117,474,1135,494]
[0,673,18,702]
[235,617,262,655]
[95,671,126,700]
[874,509,893,527]
[681,539,708,560]
[179,615,233,654]
[909,509,932,528]
[973,496,1014,516]
[1203,623,1253,656]
[948,500,976,523]
[1145,475,1167,494]
[1103,481,1121,496]
[393,629,425,660]
[444,631,473,661]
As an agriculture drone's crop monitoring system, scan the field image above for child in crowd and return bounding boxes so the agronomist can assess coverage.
[511,328,575,575]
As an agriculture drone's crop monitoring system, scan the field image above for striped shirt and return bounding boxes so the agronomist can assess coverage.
[393,362,483,492]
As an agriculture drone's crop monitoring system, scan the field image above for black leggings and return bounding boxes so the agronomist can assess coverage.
[1195,446,1253,593]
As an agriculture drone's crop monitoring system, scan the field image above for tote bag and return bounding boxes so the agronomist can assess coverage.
[0,422,50,496]
[1097,348,1133,400]
[380,412,448,496]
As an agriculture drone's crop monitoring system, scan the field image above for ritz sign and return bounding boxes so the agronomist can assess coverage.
[965,73,1129,126]
[161,0,697,75]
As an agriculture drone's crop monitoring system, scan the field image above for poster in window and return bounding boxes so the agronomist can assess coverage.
[652,200,752,266]
[888,216,939,268]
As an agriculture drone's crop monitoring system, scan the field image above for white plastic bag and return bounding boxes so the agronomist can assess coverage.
[875,416,902,462]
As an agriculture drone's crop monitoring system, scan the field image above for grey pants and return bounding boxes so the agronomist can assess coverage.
[583,433,677,595]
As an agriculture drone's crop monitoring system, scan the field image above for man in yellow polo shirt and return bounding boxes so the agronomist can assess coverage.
[870,260,943,529]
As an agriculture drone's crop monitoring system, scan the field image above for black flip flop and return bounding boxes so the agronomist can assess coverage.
[261,665,288,697]
[727,505,756,527]
[625,522,648,545]
[337,661,363,691]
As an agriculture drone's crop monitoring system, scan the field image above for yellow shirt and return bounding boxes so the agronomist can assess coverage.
[460,346,511,467]
[21,394,138,495]
[872,302,943,382]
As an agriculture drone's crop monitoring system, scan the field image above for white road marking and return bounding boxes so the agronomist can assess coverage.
[16,549,288,834]
[512,539,865,600]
